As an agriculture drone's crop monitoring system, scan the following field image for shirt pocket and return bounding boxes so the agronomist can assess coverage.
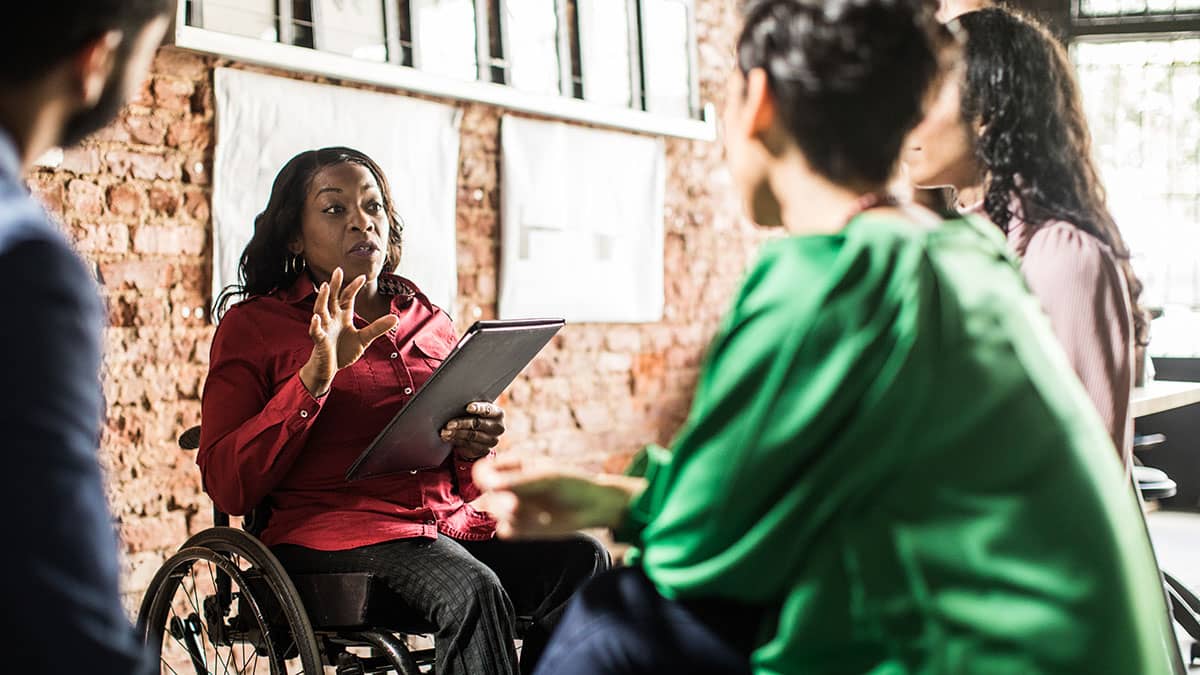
[410,331,455,374]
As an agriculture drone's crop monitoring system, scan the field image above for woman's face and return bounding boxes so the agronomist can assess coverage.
[290,162,391,282]
[722,67,783,227]
[903,74,980,191]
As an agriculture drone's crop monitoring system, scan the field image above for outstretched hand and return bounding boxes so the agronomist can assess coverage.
[299,267,399,397]
[472,456,645,539]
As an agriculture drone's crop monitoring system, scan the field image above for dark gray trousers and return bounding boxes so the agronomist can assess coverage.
[274,535,607,675]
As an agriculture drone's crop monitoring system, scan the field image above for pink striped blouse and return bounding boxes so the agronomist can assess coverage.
[968,204,1134,470]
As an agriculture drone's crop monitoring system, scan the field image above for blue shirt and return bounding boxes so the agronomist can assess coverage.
[0,130,148,673]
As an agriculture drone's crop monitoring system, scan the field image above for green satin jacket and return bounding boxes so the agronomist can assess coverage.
[622,214,1176,674]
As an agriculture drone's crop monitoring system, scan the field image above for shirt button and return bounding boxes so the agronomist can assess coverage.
[390,352,399,359]
[404,387,413,395]
[425,519,436,525]
[299,410,309,418]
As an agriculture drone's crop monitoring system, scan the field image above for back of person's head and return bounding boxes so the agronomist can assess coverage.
[0,1,171,85]
[957,7,1147,343]
[735,0,946,188]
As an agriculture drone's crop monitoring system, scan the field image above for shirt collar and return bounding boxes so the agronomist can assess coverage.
[278,271,417,307]
[0,128,22,181]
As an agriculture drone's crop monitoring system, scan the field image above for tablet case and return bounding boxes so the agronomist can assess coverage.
[345,318,564,480]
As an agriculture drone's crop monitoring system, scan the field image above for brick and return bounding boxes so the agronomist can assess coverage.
[133,224,206,256]
[152,77,195,111]
[154,48,211,80]
[60,147,103,175]
[178,186,207,220]
[107,183,144,216]
[596,352,633,373]
[66,179,104,217]
[105,150,180,180]
[71,222,130,254]
[571,401,612,432]
[119,510,187,553]
[97,260,180,290]
[88,121,132,143]
[126,114,167,145]
[27,176,64,216]
[166,117,211,151]
[148,184,181,216]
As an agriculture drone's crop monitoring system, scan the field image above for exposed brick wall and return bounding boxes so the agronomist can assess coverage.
[28,0,772,610]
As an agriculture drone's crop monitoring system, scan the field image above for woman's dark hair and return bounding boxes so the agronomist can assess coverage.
[214,147,404,318]
[736,0,945,187]
[958,8,1148,344]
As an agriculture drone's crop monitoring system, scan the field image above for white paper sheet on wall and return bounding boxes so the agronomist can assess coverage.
[499,115,665,323]
[212,68,461,315]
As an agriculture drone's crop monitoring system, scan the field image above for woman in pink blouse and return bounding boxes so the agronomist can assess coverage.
[903,7,1145,470]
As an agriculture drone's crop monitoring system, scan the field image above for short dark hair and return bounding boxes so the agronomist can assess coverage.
[0,1,172,84]
[737,0,945,186]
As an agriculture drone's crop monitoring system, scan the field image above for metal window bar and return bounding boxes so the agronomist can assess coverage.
[565,0,584,99]
[383,0,405,65]
[635,0,699,117]
[555,0,572,97]
[626,0,644,113]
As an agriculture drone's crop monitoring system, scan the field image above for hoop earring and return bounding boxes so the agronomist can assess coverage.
[286,254,306,275]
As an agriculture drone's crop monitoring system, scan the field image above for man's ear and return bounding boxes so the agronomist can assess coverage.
[72,30,123,106]
[744,68,777,139]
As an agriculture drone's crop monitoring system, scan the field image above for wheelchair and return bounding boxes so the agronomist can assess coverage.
[136,425,611,674]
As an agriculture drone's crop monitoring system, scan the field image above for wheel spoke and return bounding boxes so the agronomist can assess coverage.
[166,605,204,673]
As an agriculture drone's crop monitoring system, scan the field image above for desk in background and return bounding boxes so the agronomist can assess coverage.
[1133,380,1200,419]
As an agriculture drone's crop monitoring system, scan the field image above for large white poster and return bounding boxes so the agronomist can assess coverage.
[212,68,462,312]
[499,116,665,323]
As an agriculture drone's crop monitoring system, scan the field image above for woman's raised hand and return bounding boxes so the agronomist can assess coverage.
[299,267,399,397]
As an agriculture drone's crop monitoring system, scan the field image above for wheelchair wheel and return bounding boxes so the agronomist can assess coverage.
[137,528,323,674]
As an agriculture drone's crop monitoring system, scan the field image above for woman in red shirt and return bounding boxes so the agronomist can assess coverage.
[199,147,601,675]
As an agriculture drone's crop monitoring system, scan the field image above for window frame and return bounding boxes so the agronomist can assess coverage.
[168,0,715,140]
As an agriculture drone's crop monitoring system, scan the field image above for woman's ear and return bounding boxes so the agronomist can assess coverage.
[287,237,303,256]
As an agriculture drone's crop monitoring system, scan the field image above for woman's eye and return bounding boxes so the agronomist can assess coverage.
[322,204,345,215]
[365,201,382,215]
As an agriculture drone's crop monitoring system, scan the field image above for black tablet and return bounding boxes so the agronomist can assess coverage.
[345,318,564,480]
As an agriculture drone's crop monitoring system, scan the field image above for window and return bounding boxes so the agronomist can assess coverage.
[1070,7,1200,354]
[174,0,713,139]
[412,0,478,78]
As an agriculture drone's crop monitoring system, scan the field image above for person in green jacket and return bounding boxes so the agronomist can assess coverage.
[474,0,1179,672]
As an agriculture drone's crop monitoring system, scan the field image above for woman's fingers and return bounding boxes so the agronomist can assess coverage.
[314,282,332,323]
[326,267,344,316]
[359,314,400,346]
[339,273,366,311]
[444,415,504,435]
[308,314,326,343]
[466,402,504,418]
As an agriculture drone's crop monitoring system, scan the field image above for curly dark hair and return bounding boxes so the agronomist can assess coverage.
[958,8,1148,344]
[736,0,945,186]
[214,147,404,318]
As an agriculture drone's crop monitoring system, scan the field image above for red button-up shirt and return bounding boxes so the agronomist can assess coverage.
[198,273,495,551]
